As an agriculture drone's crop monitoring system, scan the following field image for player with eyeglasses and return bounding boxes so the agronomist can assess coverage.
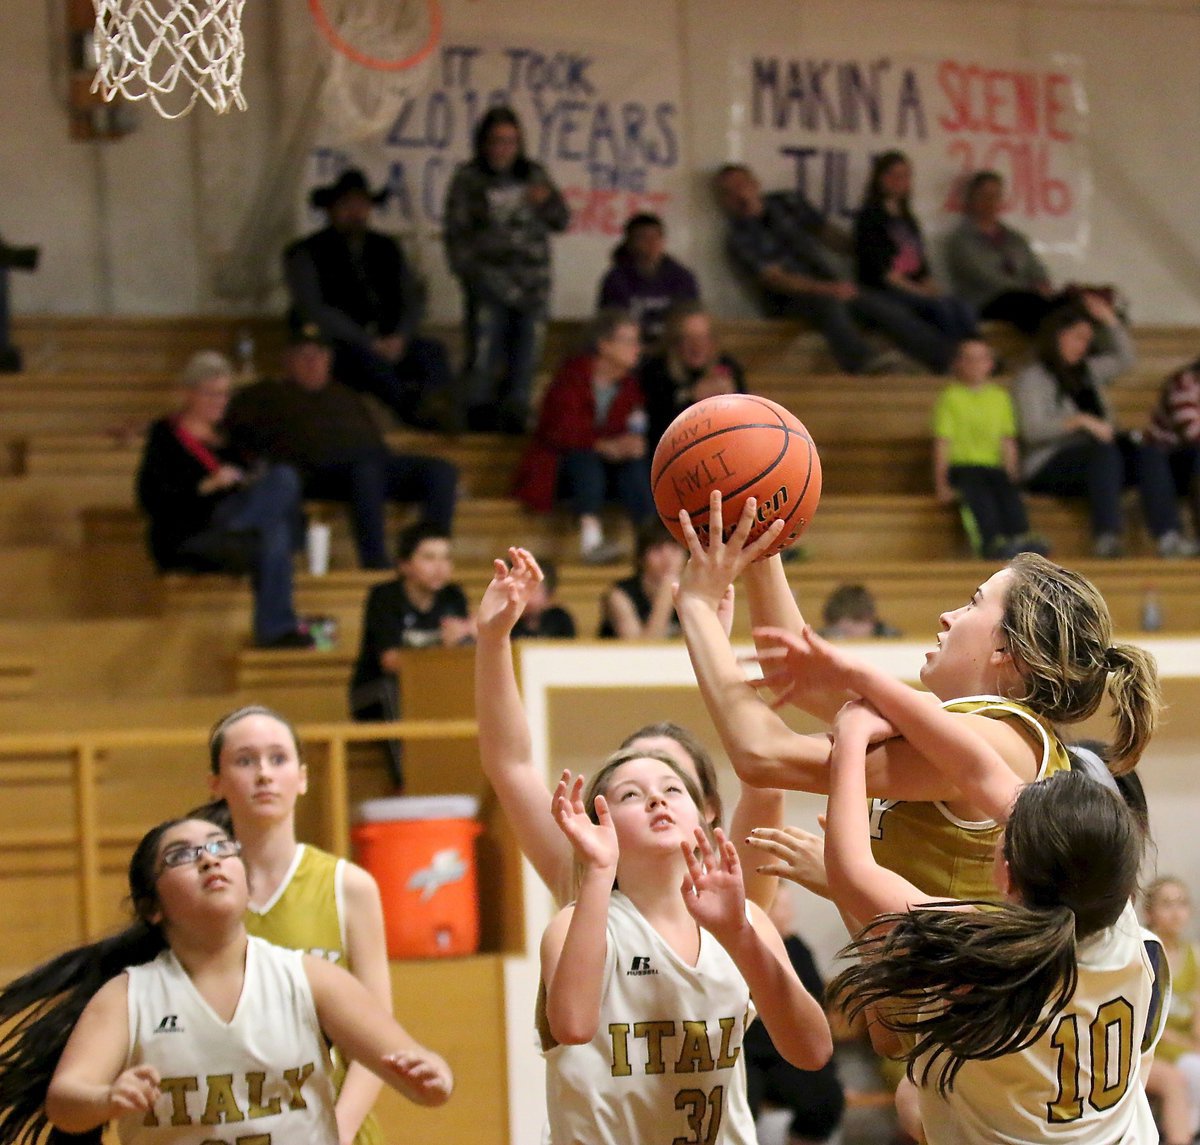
[0,817,453,1144]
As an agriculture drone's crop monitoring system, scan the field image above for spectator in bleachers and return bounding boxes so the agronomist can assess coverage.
[1142,356,1200,529]
[225,324,458,570]
[444,106,570,435]
[135,351,313,649]
[745,885,846,1145]
[284,168,453,430]
[514,309,652,564]
[510,556,576,639]
[1014,298,1197,558]
[637,302,746,449]
[854,150,978,344]
[933,336,1049,559]
[597,519,684,639]
[946,170,1117,336]
[714,162,957,375]
[349,521,475,790]
[817,583,900,640]
[596,213,699,349]
[1142,876,1200,1144]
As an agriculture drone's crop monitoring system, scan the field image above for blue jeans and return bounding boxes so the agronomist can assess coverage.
[883,287,978,343]
[778,287,956,373]
[463,292,545,421]
[559,450,653,524]
[333,335,453,425]
[304,448,459,568]
[1026,435,1184,538]
[180,464,304,644]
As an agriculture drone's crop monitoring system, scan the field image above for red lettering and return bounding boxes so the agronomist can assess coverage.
[936,60,973,132]
[1045,74,1073,142]
[936,61,1077,140]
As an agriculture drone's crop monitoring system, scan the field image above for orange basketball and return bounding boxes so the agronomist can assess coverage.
[651,394,821,559]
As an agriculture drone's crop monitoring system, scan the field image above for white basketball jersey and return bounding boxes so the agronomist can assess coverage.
[543,890,758,1145]
[118,936,339,1143]
[917,903,1167,1144]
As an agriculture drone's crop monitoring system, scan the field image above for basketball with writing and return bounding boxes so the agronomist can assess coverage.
[651,394,822,559]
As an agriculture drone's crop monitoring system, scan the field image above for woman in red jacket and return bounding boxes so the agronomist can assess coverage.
[515,310,652,563]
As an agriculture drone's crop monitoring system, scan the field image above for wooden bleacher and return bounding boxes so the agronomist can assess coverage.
[2,313,1199,1145]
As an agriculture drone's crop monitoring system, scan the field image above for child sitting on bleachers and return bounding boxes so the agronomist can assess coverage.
[932,337,1049,559]
[510,557,576,639]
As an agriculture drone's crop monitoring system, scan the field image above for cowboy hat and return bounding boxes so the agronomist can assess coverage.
[309,168,389,210]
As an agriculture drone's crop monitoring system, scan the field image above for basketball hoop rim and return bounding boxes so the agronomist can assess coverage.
[307,0,443,72]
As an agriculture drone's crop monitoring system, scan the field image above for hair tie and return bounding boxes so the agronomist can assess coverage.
[1104,646,1120,671]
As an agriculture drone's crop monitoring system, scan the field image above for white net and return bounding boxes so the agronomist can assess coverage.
[314,0,440,143]
[91,0,247,120]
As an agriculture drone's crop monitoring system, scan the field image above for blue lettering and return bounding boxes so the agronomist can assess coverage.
[896,68,926,138]
[555,99,587,160]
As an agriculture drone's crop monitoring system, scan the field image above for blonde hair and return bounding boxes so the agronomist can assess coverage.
[999,554,1160,774]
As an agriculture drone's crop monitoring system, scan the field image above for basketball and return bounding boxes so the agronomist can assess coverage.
[651,394,822,559]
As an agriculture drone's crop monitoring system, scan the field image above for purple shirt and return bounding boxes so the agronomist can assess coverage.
[597,253,700,343]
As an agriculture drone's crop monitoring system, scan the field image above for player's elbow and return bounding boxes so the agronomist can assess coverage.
[44,1090,93,1136]
[779,1029,835,1071]
[548,1008,599,1046]
[728,745,777,788]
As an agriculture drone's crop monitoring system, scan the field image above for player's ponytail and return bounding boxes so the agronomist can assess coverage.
[1103,641,1159,774]
[0,821,178,1144]
[1000,554,1161,774]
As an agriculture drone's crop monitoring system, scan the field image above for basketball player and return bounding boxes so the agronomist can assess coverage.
[0,818,450,1143]
[675,492,1159,901]
[199,705,391,1145]
[810,694,1163,1143]
[540,752,832,1144]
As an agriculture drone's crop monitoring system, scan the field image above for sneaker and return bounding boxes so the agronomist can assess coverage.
[260,629,317,650]
[581,539,625,565]
[1092,532,1124,559]
[863,349,923,376]
[1156,531,1199,558]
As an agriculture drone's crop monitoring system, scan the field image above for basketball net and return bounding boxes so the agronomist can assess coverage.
[309,0,442,143]
[91,0,247,119]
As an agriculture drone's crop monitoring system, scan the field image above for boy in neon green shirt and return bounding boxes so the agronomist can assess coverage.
[933,338,1049,559]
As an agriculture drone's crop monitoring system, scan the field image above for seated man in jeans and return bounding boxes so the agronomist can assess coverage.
[226,324,458,570]
[714,163,956,375]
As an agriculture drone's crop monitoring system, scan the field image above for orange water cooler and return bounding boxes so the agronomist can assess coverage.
[352,795,482,959]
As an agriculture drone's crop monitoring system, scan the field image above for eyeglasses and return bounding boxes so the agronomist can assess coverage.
[158,837,241,872]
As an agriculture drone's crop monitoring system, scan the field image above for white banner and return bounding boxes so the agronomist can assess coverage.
[729,49,1090,257]
[306,36,687,315]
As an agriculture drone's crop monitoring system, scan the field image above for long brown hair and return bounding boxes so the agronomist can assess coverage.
[829,770,1143,1094]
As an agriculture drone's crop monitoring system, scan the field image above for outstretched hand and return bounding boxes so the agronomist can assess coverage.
[746,824,830,899]
[675,491,784,610]
[552,770,618,874]
[746,624,865,710]
[382,1050,453,1106]
[105,1065,162,1118]
[680,827,748,941]
[477,547,543,636]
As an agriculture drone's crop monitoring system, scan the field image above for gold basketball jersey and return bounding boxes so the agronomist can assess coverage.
[869,696,1071,902]
[243,844,382,1145]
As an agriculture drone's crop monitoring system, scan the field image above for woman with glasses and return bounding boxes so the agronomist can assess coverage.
[0,817,451,1144]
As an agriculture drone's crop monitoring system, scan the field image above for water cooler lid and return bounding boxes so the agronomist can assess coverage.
[356,794,481,823]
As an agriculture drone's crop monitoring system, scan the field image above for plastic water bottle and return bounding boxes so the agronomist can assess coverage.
[235,328,257,382]
[1140,586,1162,633]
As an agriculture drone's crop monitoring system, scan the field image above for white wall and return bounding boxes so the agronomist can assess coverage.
[4,0,1200,321]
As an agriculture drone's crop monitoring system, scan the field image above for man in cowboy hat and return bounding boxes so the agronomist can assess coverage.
[284,167,453,429]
